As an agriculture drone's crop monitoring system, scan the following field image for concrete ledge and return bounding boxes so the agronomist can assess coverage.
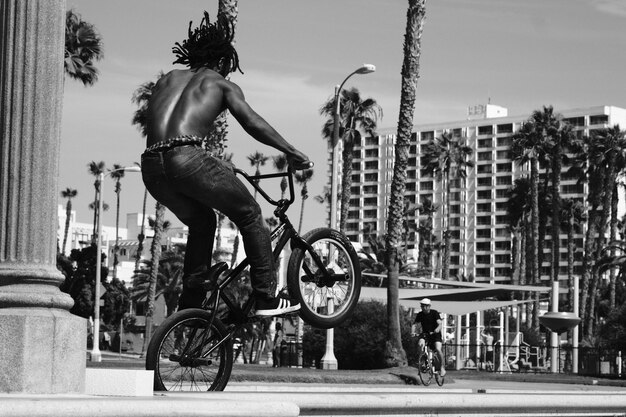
[85,369,153,396]
[185,391,626,415]
[0,395,299,417]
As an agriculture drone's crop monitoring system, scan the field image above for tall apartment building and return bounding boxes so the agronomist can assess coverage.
[342,104,626,284]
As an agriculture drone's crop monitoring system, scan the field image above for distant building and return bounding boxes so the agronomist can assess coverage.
[336,104,626,284]
[57,207,244,327]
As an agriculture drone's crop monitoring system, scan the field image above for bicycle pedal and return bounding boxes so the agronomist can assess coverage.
[202,262,228,290]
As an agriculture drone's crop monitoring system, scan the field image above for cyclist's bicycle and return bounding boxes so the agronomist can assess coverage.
[145,164,362,391]
[416,333,445,386]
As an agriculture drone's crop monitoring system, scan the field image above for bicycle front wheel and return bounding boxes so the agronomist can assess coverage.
[146,308,233,391]
[287,228,361,329]
[417,354,432,386]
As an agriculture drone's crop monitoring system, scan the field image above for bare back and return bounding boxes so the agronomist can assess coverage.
[145,68,228,147]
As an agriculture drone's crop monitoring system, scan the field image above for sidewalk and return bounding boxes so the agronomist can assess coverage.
[90,351,626,388]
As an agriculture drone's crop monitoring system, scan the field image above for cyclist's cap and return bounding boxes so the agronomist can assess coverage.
[420,298,431,306]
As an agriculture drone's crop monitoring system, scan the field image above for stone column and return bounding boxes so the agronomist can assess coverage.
[0,0,86,393]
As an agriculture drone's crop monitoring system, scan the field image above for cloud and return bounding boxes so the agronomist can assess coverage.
[588,0,626,17]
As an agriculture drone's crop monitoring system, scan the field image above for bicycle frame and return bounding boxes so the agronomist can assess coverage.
[185,167,332,360]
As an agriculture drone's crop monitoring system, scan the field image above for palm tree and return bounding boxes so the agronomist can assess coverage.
[417,198,438,272]
[64,9,103,86]
[109,164,125,279]
[295,169,314,234]
[586,126,626,335]
[383,0,426,367]
[60,188,77,254]
[512,119,551,330]
[247,151,268,200]
[87,161,106,243]
[273,154,289,199]
[132,245,185,318]
[141,201,166,353]
[422,131,474,280]
[560,199,585,310]
[320,87,382,233]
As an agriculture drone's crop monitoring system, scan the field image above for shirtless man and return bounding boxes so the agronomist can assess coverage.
[141,12,311,316]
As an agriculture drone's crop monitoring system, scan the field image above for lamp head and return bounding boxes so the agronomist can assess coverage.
[123,166,142,173]
[356,64,376,74]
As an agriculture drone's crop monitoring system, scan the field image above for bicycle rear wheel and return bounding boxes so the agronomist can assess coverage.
[434,356,445,386]
[146,309,233,391]
[417,353,432,386]
[287,227,361,329]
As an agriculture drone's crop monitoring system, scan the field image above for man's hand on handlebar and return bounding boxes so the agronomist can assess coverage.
[287,152,314,171]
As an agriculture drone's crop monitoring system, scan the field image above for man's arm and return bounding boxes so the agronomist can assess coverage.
[222,80,309,166]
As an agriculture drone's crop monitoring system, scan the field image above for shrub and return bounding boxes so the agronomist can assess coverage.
[303,300,414,369]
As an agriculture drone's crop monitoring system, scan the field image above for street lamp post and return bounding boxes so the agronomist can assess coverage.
[322,64,375,371]
[90,165,141,362]
[329,64,376,231]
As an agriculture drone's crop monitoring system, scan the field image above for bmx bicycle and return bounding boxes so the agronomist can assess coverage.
[145,164,362,391]
[416,333,445,386]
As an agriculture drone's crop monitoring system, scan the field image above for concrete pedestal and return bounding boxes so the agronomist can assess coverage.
[0,308,85,393]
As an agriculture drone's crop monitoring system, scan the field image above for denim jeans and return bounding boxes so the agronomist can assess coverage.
[141,144,275,309]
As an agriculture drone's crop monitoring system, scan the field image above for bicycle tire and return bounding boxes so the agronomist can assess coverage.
[433,356,445,386]
[287,227,361,329]
[146,308,233,392]
[417,353,432,386]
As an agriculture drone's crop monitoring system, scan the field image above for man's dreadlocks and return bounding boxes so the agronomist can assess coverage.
[172,11,243,76]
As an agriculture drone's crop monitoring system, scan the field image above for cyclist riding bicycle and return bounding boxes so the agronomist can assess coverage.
[141,11,310,317]
[411,298,446,377]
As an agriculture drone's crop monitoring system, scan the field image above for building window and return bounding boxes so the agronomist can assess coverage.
[348,211,359,219]
[478,125,493,135]
[589,114,609,125]
[496,150,511,160]
[497,123,513,134]
[476,241,491,251]
[495,202,507,211]
[495,254,510,264]
[477,203,491,212]
[450,192,461,201]
[351,186,360,194]
[477,229,491,238]
[497,136,513,147]
[421,131,434,141]
[496,162,512,172]
[364,173,378,182]
[421,181,433,191]
[495,189,509,199]
[363,185,377,194]
[120,248,127,256]
[564,116,584,127]
[496,215,508,224]
[450,204,461,214]
[365,160,378,170]
[351,174,360,182]
[476,254,491,264]
[365,149,379,158]
[406,183,416,192]
[478,138,493,148]
[477,164,493,174]
[478,177,492,186]
[350,198,360,207]
[495,267,511,276]
[352,150,361,159]
[407,170,417,179]
[495,228,509,237]
[364,197,377,206]
[352,162,361,170]
[365,136,379,146]
[476,268,491,277]
[450,218,461,227]
[477,190,491,200]
[496,176,512,186]
[478,151,492,161]
[477,216,491,226]
[495,241,511,250]
[409,145,417,154]
[364,209,377,218]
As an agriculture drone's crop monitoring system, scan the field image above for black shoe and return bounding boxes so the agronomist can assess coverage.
[255,297,300,317]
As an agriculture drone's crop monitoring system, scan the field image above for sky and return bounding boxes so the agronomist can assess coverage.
[60,0,626,234]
